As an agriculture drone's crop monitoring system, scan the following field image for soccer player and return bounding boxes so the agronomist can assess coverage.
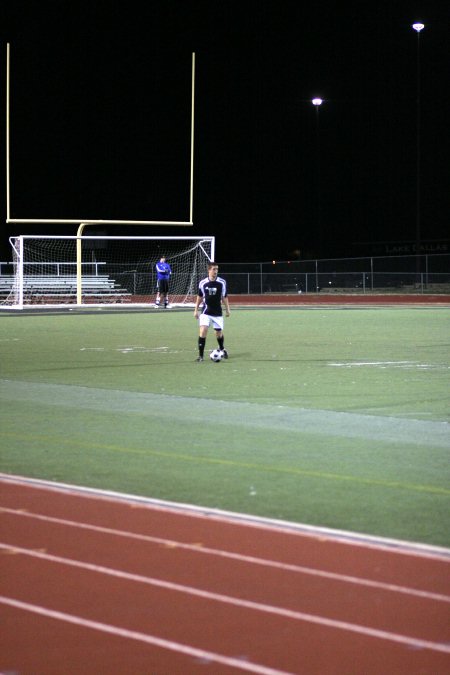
[194,262,230,362]
[154,256,171,308]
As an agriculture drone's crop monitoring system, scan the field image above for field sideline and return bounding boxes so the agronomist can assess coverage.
[0,305,449,548]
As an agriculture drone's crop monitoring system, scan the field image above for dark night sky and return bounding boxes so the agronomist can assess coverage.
[1,0,449,263]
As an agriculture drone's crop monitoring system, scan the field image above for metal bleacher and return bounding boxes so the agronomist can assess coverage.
[0,275,131,302]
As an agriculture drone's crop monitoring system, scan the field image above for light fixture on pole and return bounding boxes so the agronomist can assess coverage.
[412,22,424,266]
[312,98,323,257]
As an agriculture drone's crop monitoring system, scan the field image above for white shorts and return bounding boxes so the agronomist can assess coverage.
[199,314,224,331]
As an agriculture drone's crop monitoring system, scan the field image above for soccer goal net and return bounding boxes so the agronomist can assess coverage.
[2,235,215,309]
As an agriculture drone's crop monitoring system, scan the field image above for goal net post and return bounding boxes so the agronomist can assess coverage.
[2,235,215,309]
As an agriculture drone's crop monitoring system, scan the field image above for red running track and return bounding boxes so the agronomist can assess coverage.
[1,475,450,674]
[229,294,450,306]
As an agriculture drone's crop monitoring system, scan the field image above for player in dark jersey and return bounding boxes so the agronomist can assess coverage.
[194,262,230,362]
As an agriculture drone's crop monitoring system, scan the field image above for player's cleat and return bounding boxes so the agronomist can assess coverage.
[221,349,228,359]
[196,356,204,362]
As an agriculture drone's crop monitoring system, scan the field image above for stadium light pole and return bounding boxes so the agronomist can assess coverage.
[412,22,424,272]
[312,98,323,258]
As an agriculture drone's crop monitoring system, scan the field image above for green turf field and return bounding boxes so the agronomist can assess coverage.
[1,306,449,547]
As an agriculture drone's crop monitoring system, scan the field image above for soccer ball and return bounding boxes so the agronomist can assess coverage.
[210,349,223,362]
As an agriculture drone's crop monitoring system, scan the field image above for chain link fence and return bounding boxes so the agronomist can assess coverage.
[1,253,449,297]
[219,254,450,294]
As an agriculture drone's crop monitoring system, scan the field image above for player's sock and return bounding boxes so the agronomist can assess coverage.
[217,336,224,350]
[198,337,206,357]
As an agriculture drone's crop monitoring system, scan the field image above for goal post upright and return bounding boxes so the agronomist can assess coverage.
[3,49,211,311]
[6,43,11,224]
[6,46,197,229]
[190,52,195,225]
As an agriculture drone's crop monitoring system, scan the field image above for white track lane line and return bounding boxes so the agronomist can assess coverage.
[2,473,450,561]
[0,595,293,675]
[1,543,449,655]
[1,507,449,604]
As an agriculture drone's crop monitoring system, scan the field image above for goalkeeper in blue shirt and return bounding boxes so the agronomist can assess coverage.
[154,256,172,308]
